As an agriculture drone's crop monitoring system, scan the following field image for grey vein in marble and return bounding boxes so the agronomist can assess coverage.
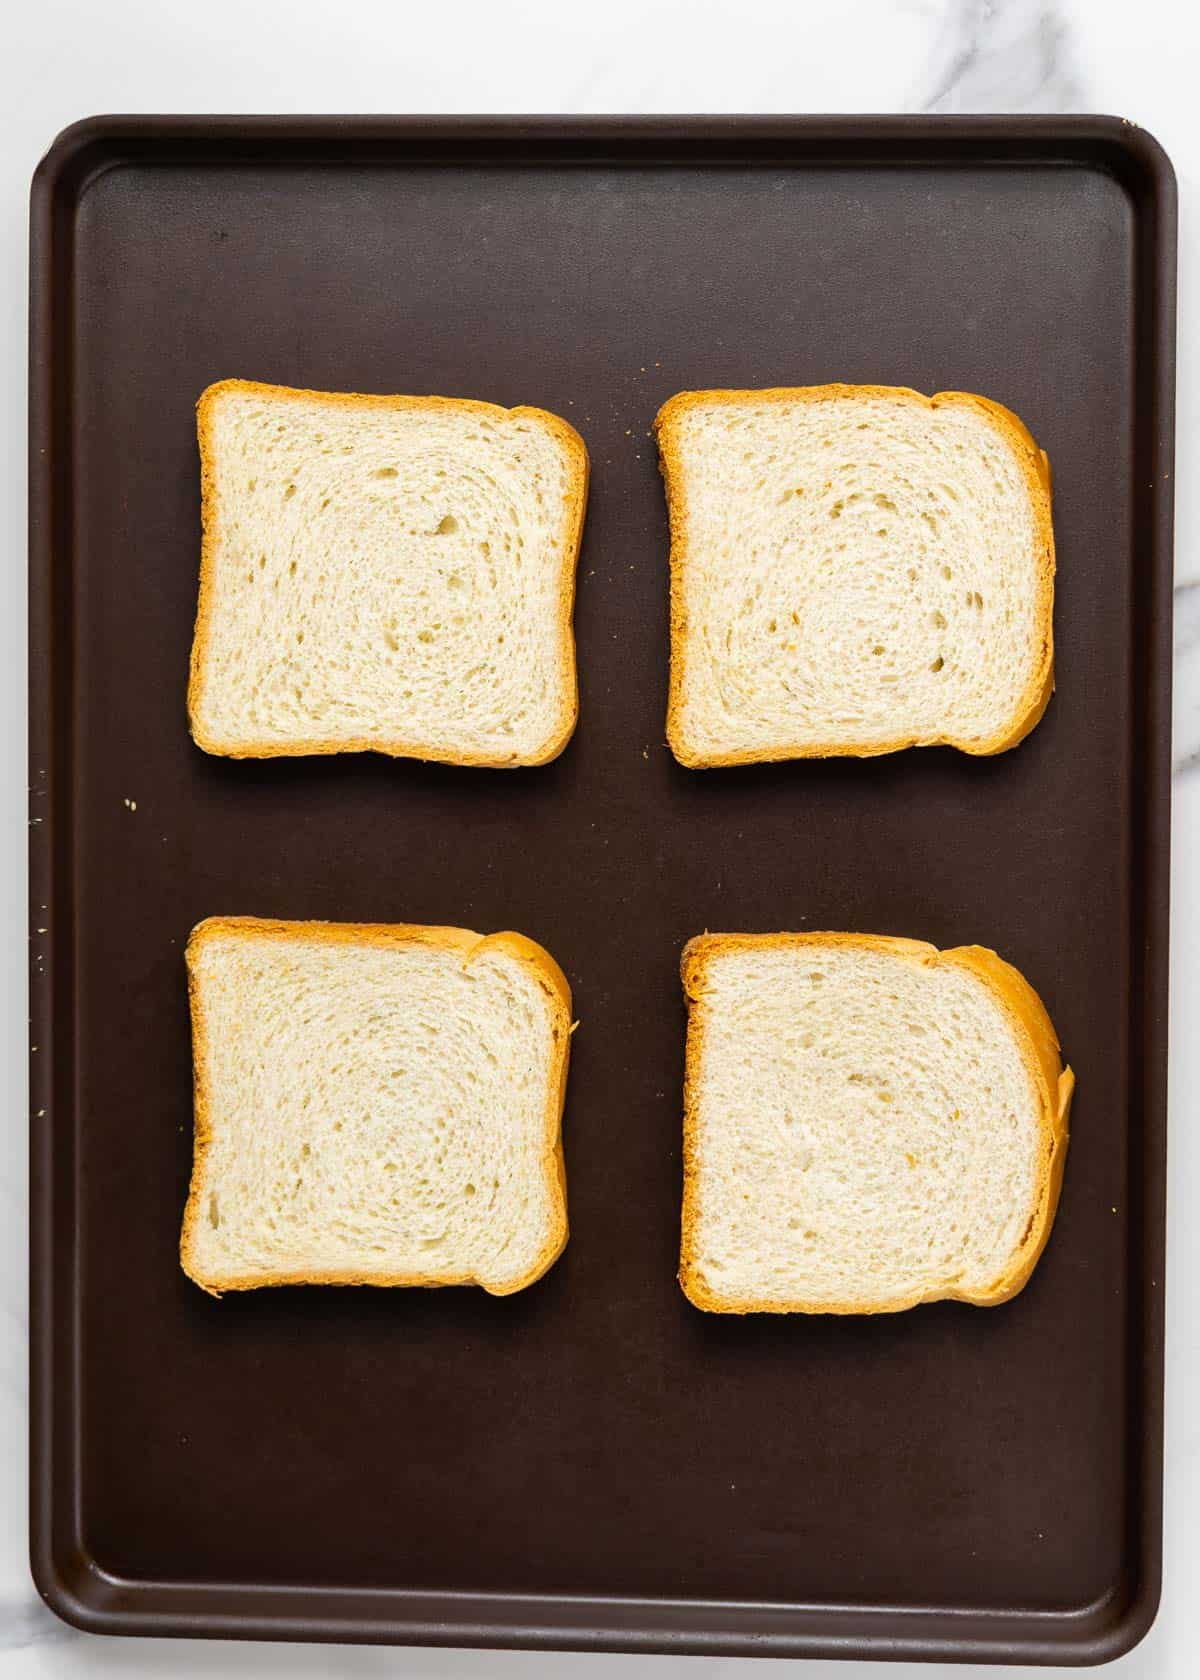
[0,1596,78,1651]
[917,0,1086,112]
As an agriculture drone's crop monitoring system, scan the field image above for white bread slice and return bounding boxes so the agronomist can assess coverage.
[679,933,1073,1314]
[189,380,589,765]
[181,917,571,1296]
[656,386,1055,766]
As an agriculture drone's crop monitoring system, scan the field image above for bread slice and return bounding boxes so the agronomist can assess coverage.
[656,385,1055,766]
[189,380,589,765]
[181,917,572,1296]
[679,933,1073,1314]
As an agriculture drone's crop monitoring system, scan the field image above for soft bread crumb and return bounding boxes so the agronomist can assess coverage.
[657,386,1055,765]
[679,933,1072,1314]
[188,381,589,766]
[180,917,571,1296]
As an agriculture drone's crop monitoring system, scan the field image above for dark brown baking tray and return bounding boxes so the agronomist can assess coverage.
[29,116,1174,1663]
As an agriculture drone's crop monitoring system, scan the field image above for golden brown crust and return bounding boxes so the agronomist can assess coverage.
[654,385,1056,767]
[678,931,1073,1314]
[188,379,589,766]
[180,915,572,1297]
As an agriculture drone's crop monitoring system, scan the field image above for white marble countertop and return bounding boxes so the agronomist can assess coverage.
[3,0,1197,1673]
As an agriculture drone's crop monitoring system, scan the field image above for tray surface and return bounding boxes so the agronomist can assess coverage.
[29,116,1174,1663]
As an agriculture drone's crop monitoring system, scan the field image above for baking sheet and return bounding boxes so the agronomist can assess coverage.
[29,116,1175,1662]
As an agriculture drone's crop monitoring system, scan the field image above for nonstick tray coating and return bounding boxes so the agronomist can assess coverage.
[29,116,1174,1662]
